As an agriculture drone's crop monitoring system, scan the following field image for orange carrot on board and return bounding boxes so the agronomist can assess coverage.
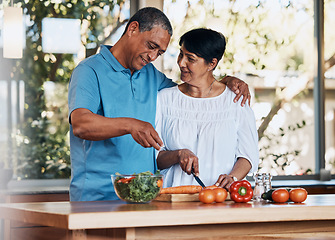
[160,185,203,194]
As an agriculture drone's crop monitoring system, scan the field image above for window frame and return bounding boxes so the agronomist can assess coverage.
[3,0,335,191]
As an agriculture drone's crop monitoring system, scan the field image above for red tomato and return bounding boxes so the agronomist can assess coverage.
[272,188,289,203]
[289,188,308,203]
[199,189,215,204]
[213,188,228,203]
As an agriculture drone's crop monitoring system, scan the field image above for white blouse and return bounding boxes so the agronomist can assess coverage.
[155,85,259,188]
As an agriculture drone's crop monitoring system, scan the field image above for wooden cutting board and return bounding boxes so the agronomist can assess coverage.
[154,193,200,202]
[154,192,231,202]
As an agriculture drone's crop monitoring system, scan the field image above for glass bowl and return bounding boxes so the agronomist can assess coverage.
[111,173,163,203]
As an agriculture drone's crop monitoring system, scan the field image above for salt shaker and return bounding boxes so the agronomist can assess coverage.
[253,173,265,201]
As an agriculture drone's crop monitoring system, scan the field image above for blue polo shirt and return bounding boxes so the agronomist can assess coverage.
[68,45,175,201]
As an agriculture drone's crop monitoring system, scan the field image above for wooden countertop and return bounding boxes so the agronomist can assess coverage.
[0,194,334,230]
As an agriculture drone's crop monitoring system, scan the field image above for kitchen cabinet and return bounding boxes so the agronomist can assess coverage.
[1,194,335,240]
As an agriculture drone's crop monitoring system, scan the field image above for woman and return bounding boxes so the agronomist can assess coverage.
[155,28,259,190]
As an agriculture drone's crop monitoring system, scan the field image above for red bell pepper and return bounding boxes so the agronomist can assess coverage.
[229,180,253,203]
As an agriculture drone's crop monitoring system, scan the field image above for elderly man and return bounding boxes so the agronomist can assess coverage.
[68,7,250,201]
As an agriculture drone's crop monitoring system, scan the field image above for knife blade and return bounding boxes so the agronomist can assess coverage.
[191,169,206,188]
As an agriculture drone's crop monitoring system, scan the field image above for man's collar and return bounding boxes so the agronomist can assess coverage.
[99,45,126,72]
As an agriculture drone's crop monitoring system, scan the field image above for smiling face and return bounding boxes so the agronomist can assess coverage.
[177,44,213,84]
[125,22,171,73]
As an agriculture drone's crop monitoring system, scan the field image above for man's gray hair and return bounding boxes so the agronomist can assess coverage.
[123,7,173,36]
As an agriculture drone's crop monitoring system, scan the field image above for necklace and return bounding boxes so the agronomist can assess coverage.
[187,79,216,98]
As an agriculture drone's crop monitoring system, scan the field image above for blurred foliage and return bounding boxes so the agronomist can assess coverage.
[164,0,314,79]
[258,120,308,175]
[3,0,127,179]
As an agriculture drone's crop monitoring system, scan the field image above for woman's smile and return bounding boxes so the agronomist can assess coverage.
[180,69,191,79]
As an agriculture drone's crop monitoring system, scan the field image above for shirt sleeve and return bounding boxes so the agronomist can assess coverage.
[157,72,176,91]
[68,63,100,123]
[235,102,260,173]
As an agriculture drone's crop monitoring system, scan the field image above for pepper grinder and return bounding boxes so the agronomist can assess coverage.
[263,173,272,192]
[253,173,265,201]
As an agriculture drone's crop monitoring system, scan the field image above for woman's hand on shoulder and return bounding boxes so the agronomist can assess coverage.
[221,75,251,106]
[177,149,199,175]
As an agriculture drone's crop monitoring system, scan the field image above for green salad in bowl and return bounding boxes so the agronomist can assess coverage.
[111,171,163,203]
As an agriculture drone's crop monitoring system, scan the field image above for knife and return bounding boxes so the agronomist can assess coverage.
[191,169,206,188]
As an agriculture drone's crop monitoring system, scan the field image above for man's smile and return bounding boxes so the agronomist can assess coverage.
[140,56,149,65]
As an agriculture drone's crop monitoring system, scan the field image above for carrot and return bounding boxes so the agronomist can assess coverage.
[156,179,163,188]
[160,185,203,194]
[117,177,135,184]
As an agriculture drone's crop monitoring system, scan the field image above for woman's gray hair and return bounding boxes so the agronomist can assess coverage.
[123,7,173,36]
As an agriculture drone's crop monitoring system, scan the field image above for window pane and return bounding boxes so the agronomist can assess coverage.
[164,0,315,176]
[0,1,130,181]
[325,0,335,174]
